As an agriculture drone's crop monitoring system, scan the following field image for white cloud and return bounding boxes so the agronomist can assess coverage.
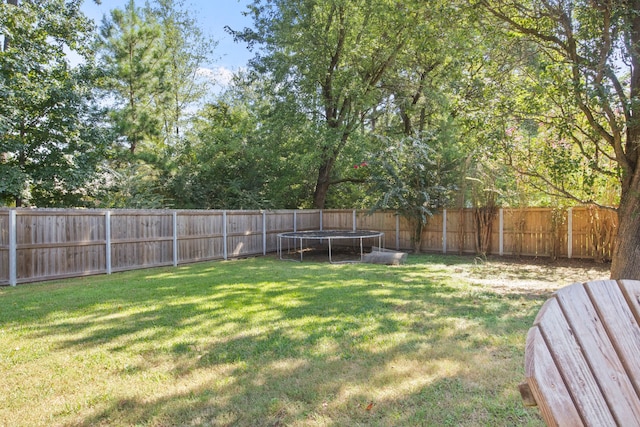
[196,66,238,88]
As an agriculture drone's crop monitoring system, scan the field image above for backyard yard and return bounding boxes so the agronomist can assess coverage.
[0,254,610,426]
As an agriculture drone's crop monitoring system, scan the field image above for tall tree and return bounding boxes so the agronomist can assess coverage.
[146,0,215,147]
[96,0,216,208]
[98,0,164,155]
[478,0,640,279]
[167,73,321,209]
[98,0,215,153]
[234,0,438,208]
[0,0,109,207]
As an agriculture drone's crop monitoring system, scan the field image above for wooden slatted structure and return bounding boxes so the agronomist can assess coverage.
[571,208,617,260]
[356,210,397,250]
[295,209,321,232]
[110,210,174,272]
[421,211,444,252]
[502,208,554,257]
[264,210,295,254]
[321,209,355,230]
[521,280,640,426]
[0,209,9,285]
[225,210,263,258]
[15,209,107,281]
[445,208,476,253]
[177,210,225,264]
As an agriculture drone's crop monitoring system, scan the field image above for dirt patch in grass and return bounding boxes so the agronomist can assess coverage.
[278,249,611,296]
[447,255,611,296]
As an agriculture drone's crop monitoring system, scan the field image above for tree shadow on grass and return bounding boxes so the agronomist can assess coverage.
[1,258,546,426]
[71,334,542,426]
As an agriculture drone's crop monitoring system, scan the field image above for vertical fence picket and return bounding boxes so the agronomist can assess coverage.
[173,212,178,267]
[568,208,573,259]
[396,214,400,250]
[223,211,228,261]
[262,211,267,256]
[499,208,504,256]
[9,209,16,286]
[442,209,447,254]
[106,211,111,275]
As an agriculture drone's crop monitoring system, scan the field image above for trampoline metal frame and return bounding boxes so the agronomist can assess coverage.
[277,230,384,263]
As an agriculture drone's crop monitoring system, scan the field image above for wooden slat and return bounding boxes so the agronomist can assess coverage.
[587,280,640,401]
[556,281,640,424]
[525,326,583,427]
[111,237,174,245]
[0,210,9,284]
[620,279,640,330]
[177,234,223,241]
[536,297,616,425]
[16,241,107,250]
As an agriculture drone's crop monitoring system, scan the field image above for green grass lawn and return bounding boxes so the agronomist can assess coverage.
[0,254,610,426]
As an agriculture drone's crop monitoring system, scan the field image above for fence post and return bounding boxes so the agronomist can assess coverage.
[223,210,228,260]
[105,211,112,275]
[9,209,16,286]
[173,211,178,267]
[262,210,267,256]
[395,214,400,250]
[353,210,357,231]
[442,209,447,254]
[567,208,573,259]
[499,208,504,256]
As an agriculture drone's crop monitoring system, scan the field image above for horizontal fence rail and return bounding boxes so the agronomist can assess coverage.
[0,207,617,286]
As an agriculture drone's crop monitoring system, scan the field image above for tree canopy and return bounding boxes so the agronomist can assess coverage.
[230,0,465,208]
[0,0,109,207]
[477,0,640,278]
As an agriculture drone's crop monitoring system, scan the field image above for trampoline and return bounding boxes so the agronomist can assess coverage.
[277,230,384,263]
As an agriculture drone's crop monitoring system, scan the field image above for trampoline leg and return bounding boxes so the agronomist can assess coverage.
[329,238,333,263]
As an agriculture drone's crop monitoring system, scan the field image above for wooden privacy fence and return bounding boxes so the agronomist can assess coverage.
[432,207,616,260]
[0,207,616,286]
[0,209,320,286]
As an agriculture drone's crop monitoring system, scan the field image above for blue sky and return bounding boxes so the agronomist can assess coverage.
[82,0,255,86]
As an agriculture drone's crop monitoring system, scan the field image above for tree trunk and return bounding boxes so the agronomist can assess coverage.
[312,131,349,209]
[610,168,640,279]
[312,160,333,209]
[611,7,640,279]
[474,207,495,257]
[412,220,424,253]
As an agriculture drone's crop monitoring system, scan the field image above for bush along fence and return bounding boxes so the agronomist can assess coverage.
[0,206,617,286]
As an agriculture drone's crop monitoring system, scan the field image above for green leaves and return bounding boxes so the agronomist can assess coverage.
[476,0,631,208]
[0,0,108,207]
[369,133,457,224]
[93,0,217,208]
[235,0,467,208]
